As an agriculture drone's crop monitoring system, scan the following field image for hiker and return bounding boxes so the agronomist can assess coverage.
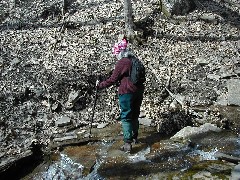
[96,37,145,152]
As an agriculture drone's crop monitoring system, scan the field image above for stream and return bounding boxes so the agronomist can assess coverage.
[22,123,240,180]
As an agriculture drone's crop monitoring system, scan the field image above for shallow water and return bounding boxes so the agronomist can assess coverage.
[35,154,84,180]
[188,147,218,161]
[128,146,151,163]
[22,124,240,179]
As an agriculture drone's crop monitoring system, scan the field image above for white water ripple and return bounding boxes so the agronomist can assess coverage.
[37,154,84,180]
[189,147,218,161]
[128,146,151,163]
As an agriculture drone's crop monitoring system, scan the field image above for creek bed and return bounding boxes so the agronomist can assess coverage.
[19,124,240,179]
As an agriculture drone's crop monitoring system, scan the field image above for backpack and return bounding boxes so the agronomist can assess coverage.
[129,56,146,85]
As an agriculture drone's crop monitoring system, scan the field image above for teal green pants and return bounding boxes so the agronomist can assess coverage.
[119,90,144,143]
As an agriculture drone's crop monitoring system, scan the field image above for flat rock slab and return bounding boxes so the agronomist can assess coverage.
[55,116,72,127]
[63,145,99,176]
[51,123,122,149]
[53,135,78,142]
[171,123,221,140]
[231,164,240,180]
[215,152,240,164]
[227,79,240,106]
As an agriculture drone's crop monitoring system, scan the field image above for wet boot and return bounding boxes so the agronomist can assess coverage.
[120,142,132,153]
[133,138,139,144]
[132,118,139,144]
[132,132,139,144]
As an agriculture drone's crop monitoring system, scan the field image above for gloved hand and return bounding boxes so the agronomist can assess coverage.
[95,80,100,88]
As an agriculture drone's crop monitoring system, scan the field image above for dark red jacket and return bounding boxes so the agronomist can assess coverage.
[98,58,143,94]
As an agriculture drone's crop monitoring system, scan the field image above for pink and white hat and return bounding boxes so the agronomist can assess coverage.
[112,38,128,55]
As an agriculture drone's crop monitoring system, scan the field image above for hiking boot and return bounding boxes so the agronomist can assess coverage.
[133,138,139,144]
[120,143,132,153]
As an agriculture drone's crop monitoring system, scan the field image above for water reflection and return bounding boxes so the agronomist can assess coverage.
[35,154,83,180]
[83,159,105,180]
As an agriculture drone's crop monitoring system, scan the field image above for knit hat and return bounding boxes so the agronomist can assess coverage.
[112,38,128,55]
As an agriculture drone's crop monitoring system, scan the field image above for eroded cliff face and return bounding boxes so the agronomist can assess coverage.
[0,0,239,174]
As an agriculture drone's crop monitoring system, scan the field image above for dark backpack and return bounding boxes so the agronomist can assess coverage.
[129,56,146,85]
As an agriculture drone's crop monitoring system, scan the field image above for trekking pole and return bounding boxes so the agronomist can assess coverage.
[89,79,99,137]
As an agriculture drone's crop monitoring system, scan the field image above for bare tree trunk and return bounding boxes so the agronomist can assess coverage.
[62,0,66,14]
[124,0,135,40]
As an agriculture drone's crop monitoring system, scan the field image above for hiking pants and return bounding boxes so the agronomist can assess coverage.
[118,90,144,143]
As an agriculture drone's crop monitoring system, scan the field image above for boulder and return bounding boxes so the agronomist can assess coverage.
[171,123,221,140]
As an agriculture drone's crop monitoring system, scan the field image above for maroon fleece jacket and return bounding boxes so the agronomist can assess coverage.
[98,58,143,94]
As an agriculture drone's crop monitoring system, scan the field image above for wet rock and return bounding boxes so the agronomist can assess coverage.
[231,164,240,180]
[185,161,234,179]
[171,123,221,140]
[215,152,240,164]
[63,145,98,176]
[192,171,214,179]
